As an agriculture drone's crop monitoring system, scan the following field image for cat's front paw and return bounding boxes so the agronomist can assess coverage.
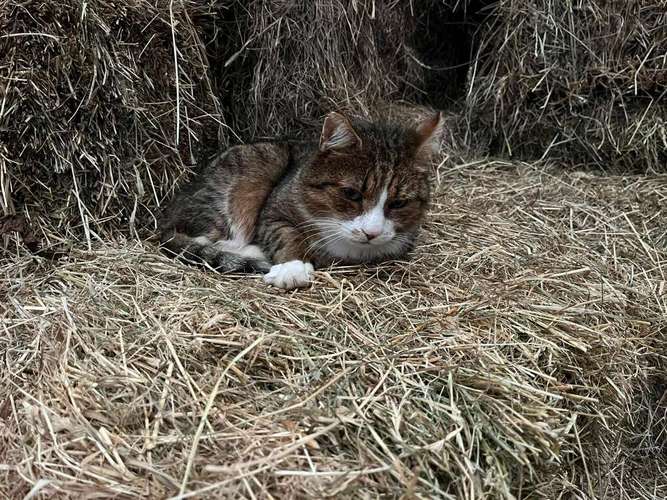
[263,260,314,290]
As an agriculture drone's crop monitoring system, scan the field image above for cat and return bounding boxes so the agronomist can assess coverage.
[159,111,443,290]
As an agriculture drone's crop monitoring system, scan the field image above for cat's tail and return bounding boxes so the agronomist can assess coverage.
[160,231,271,273]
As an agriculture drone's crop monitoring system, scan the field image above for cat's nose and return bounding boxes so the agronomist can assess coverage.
[362,229,381,241]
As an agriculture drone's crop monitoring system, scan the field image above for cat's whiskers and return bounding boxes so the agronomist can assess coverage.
[304,229,345,259]
[300,222,340,242]
[299,222,339,240]
[304,230,341,254]
[298,223,338,246]
[299,219,343,243]
[296,218,339,230]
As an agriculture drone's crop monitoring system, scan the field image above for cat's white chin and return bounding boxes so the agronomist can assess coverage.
[323,237,407,263]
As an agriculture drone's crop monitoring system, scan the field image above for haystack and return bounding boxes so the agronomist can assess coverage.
[466,0,667,171]
[2,162,666,498]
[0,0,224,239]
[1,0,666,498]
[214,0,481,139]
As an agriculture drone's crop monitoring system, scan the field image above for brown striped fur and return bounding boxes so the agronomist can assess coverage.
[159,112,443,286]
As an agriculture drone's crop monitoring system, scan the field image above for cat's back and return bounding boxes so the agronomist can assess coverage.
[213,138,318,194]
[213,140,308,240]
[161,140,296,236]
[206,141,285,180]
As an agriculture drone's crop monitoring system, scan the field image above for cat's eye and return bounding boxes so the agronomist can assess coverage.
[388,199,409,210]
[341,187,363,202]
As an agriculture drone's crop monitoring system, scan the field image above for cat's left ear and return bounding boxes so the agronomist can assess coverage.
[320,112,362,152]
[413,111,444,157]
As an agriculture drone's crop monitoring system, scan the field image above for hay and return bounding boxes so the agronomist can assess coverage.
[1,0,666,497]
[2,161,666,498]
[216,1,485,139]
[216,1,423,139]
[0,0,224,239]
[466,0,667,172]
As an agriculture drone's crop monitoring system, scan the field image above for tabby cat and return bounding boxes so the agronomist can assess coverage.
[159,111,443,289]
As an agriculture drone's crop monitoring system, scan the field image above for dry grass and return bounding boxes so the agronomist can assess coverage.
[217,1,424,139]
[2,161,665,498]
[1,0,666,498]
[466,0,667,172]
[0,0,224,237]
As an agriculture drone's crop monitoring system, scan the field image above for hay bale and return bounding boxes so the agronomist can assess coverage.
[0,0,225,239]
[215,1,422,139]
[214,1,482,139]
[1,161,665,497]
[466,0,667,171]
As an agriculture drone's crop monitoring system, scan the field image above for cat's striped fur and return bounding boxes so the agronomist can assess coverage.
[159,112,443,289]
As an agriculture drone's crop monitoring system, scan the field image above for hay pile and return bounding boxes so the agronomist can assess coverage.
[215,1,478,139]
[0,0,224,238]
[216,1,419,138]
[2,162,666,497]
[1,0,667,498]
[466,0,667,171]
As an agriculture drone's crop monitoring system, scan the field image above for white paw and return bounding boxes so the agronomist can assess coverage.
[263,260,314,290]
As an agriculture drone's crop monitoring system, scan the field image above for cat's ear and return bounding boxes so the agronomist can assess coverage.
[319,112,361,152]
[414,111,444,157]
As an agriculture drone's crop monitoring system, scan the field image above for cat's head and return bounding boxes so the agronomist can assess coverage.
[299,111,443,262]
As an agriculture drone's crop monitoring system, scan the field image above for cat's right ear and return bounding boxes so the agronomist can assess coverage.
[319,112,361,152]
[414,111,445,157]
